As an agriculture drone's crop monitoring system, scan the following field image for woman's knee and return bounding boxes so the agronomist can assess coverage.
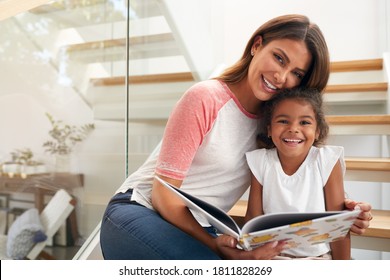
[100,204,220,260]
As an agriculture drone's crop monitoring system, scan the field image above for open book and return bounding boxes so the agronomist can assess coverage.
[155,176,361,251]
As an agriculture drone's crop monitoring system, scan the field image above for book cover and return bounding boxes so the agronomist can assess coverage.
[155,176,360,251]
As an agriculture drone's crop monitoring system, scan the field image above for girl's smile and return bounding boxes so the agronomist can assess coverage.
[268,98,319,173]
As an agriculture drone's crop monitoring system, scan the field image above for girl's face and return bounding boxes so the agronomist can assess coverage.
[268,99,319,163]
[249,37,312,102]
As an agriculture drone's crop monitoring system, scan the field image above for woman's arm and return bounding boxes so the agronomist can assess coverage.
[324,160,351,260]
[151,175,219,253]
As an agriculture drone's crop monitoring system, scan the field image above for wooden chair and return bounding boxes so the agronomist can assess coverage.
[0,189,75,259]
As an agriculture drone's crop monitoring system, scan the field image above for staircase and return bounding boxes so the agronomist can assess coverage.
[57,0,198,124]
[324,58,390,254]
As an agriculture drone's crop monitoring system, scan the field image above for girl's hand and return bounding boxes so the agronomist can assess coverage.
[215,234,285,260]
[344,199,372,235]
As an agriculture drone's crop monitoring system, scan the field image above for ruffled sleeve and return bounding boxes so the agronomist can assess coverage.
[318,145,346,186]
[245,149,268,185]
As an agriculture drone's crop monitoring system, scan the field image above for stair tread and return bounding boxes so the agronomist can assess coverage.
[30,0,108,14]
[326,114,390,124]
[330,58,383,72]
[363,210,390,238]
[325,82,388,93]
[345,157,390,171]
[91,72,195,86]
[66,33,175,52]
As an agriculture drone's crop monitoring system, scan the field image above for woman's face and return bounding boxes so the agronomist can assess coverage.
[248,37,312,101]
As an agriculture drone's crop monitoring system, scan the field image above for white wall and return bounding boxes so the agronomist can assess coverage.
[215,0,387,66]
[166,0,388,78]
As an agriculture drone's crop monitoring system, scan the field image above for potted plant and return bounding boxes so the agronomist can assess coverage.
[2,149,23,177]
[2,148,46,177]
[43,113,95,172]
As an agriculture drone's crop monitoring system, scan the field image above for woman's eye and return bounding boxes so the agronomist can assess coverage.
[293,71,304,79]
[274,53,284,65]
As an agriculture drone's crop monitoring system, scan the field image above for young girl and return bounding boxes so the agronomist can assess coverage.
[245,87,350,259]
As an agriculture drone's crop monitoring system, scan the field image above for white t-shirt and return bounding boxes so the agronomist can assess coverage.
[246,145,345,257]
[116,80,258,226]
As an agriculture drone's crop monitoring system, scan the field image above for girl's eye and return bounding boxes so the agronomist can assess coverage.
[300,120,311,125]
[277,119,288,124]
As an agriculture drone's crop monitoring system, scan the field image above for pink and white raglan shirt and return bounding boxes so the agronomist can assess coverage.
[116,79,258,226]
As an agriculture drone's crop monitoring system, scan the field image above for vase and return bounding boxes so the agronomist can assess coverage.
[55,154,71,173]
[2,162,21,177]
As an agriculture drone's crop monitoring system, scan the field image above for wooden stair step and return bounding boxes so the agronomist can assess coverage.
[66,33,179,62]
[29,0,106,14]
[353,209,390,239]
[90,72,195,86]
[327,114,390,125]
[66,38,125,52]
[66,33,175,52]
[32,0,163,18]
[325,82,388,93]
[344,157,390,183]
[345,157,390,172]
[327,115,390,135]
[330,58,383,72]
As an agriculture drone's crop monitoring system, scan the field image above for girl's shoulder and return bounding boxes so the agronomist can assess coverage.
[312,145,344,158]
[311,145,346,178]
[246,148,276,162]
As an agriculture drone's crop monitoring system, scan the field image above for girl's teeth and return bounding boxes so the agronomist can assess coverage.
[284,139,302,143]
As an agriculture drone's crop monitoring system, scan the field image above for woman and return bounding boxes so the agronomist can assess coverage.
[100,14,372,260]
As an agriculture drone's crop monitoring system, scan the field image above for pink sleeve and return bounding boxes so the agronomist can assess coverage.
[155,82,226,180]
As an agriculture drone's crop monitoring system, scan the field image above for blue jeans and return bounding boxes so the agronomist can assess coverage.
[100,189,221,260]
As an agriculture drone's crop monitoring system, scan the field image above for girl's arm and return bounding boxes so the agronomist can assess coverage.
[344,199,372,234]
[245,172,264,222]
[324,160,351,260]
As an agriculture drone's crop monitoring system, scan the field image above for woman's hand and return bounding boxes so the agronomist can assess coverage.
[215,234,285,260]
[344,199,372,235]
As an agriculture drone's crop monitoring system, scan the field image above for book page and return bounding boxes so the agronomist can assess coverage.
[240,210,360,250]
[242,212,343,233]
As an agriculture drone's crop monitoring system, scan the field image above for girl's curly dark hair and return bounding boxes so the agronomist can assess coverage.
[257,87,329,149]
